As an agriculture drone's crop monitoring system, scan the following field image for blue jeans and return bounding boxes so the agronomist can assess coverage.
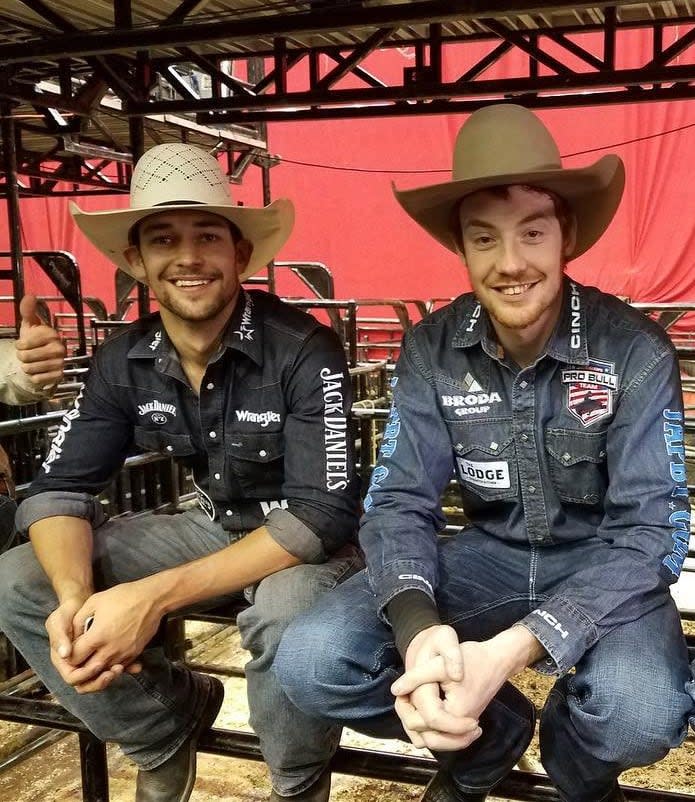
[274,531,692,801]
[0,508,362,796]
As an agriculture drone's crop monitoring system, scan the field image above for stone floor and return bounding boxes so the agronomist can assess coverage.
[0,621,693,801]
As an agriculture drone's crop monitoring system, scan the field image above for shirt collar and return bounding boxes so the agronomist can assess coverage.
[222,288,264,365]
[451,278,590,366]
[127,288,264,367]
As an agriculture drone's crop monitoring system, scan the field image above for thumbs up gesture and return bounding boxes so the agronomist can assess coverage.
[14,295,66,390]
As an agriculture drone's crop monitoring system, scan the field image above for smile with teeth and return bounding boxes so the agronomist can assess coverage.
[498,283,533,296]
[171,278,212,287]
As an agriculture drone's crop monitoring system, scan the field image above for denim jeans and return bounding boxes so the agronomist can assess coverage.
[274,530,692,801]
[0,508,362,796]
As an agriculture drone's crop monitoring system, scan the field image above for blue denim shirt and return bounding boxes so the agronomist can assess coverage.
[361,279,689,673]
[17,289,359,562]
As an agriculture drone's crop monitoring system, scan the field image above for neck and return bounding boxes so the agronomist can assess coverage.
[160,309,231,370]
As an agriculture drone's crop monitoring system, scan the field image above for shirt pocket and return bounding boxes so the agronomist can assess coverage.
[453,425,519,503]
[133,426,196,457]
[544,428,607,506]
[226,431,285,497]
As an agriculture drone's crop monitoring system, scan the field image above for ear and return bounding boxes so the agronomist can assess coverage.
[124,245,143,271]
[563,216,578,258]
[123,246,148,283]
[235,239,254,276]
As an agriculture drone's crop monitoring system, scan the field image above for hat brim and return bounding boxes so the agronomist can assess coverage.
[69,199,295,283]
[393,155,625,260]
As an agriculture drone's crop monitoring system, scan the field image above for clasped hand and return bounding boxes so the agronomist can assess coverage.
[391,625,506,752]
[45,582,159,693]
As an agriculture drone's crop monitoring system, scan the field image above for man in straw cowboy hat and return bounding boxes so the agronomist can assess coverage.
[0,142,361,802]
[275,104,693,800]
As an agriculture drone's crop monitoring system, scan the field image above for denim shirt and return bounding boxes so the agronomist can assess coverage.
[17,289,359,562]
[361,279,689,673]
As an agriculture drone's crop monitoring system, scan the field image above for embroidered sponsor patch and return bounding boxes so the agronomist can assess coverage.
[234,295,254,341]
[235,409,281,427]
[138,399,177,424]
[561,359,617,426]
[456,458,510,489]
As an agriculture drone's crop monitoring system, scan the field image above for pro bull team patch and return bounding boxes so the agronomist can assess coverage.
[561,359,618,427]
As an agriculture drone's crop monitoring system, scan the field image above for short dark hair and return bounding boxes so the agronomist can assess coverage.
[128,216,244,248]
[448,184,574,253]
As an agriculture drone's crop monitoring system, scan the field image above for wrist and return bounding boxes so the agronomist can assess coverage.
[487,625,546,677]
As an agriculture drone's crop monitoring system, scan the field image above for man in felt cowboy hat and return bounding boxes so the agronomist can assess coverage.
[275,104,693,800]
[0,142,361,802]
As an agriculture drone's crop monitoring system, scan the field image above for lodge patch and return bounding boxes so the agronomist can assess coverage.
[561,359,618,427]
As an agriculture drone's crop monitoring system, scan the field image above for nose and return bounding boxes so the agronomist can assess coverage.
[174,238,203,266]
[496,238,525,276]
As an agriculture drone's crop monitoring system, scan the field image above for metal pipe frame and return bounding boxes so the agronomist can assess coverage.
[0,693,693,802]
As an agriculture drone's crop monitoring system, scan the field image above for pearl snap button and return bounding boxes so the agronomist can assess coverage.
[259,449,267,457]
[214,473,221,480]
[209,431,217,439]
[206,382,214,390]
[166,445,174,452]
[225,509,233,517]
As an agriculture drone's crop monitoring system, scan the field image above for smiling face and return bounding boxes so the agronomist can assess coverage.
[458,185,575,354]
[124,209,251,331]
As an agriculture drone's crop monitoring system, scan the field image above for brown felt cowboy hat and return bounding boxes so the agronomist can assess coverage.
[393,104,624,260]
[70,142,294,283]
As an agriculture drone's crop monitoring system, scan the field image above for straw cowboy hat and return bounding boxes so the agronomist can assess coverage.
[393,103,625,260]
[70,142,294,282]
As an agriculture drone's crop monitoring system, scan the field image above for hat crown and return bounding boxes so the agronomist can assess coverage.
[452,104,562,183]
[130,143,233,210]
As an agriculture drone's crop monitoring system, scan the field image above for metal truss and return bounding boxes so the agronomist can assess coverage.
[0,1,694,193]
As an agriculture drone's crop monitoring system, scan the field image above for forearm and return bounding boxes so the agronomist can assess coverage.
[29,516,94,603]
[140,525,300,617]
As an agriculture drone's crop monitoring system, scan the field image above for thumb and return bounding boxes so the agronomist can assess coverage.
[19,295,43,332]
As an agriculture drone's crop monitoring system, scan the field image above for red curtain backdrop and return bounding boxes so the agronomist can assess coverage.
[2,27,694,319]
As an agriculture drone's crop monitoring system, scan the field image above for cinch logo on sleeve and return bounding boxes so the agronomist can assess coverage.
[456,458,510,489]
[532,609,569,639]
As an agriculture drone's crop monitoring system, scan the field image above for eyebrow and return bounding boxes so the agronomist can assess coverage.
[462,210,555,230]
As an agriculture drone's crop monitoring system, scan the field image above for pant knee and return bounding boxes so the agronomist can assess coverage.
[546,673,688,768]
[0,543,49,625]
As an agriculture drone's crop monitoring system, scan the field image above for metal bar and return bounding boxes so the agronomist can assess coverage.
[1,102,24,326]
[0,3,653,65]
[79,731,110,802]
